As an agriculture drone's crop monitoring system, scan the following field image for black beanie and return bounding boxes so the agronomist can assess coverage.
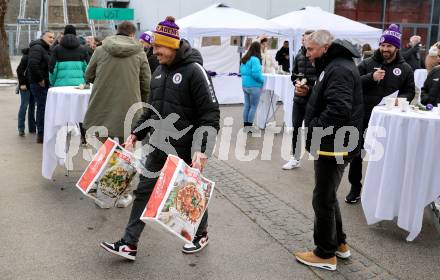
[64,25,76,36]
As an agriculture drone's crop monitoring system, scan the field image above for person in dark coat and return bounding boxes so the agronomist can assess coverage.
[294,30,363,271]
[282,30,316,170]
[346,24,415,204]
[401,35,423,70]
[421,65,440,106]
[28,31,55,143]
[139,31,159,73]
[49,25,89,87]
[275,40,290,72]
[16,48,36,136]
[100,17,220,261]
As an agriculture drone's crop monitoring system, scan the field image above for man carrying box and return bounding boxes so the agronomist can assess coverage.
[100,16,220,261]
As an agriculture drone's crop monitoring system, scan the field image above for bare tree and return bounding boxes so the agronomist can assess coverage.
[0,0,13,78]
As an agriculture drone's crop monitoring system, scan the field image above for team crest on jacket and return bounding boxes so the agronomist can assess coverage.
[173,73,182,84]
[393,68,402,76]
[318,71,325,82]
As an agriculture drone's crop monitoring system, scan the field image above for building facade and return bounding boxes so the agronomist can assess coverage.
[335,0,440,48]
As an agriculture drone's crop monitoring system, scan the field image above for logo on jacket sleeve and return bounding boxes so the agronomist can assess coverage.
[392,68,402,76]
[318,71,325,82]
[173,73,182,84]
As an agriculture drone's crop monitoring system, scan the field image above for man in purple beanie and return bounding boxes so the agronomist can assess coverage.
[100,16,220,261]
[139,31,159,72]
[345,24,415,204]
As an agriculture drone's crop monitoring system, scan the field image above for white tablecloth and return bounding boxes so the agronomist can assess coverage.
[414,69,428,90]
[255,74,294,129]
[42,86,91,179]
[212,74,294,128]
[211,76,243,104]
[362,106,440,241]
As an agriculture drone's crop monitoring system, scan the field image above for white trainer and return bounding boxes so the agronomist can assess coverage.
[116,194,134,208]
[282,157,300,170]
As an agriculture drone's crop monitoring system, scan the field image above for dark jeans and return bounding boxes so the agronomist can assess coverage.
[18,89,36,133]
[291,102,306,160]
[348,154,363,190]
[313,157,348,259]
[29,83,48,137]
[348,126,366,190]
[122,153,208,245]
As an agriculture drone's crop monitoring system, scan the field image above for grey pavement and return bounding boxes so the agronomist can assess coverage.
[0,80,439,279]
[0,86,316,279]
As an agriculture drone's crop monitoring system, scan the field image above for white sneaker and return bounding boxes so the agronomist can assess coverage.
[182,234,209,254]
[116,194,134,208]
[282,157,300,170]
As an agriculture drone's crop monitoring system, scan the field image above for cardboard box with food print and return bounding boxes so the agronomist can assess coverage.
[140,155,215,244]
[76,138,145,206]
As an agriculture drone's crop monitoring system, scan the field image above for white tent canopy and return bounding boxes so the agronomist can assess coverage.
[177,3,293,40]
[176,3,294,74]
[271,6,382,54]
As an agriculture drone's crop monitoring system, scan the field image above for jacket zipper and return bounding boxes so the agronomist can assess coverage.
[159,69,170,116]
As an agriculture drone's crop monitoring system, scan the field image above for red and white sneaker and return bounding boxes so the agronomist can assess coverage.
[100,240,137,261]
[182,234,209,254]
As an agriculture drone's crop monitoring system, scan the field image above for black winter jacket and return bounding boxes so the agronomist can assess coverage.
[27,39,51,85]
[132,39,220,160]
[16,48,30,88]
[357,49,415,122]
[49,34,90,86]
[304,39,363,159]
[275,47,290,72]
[401,44,422,70]
[291,47,317,104]
[421,66,440,105]
[50,34,89,69]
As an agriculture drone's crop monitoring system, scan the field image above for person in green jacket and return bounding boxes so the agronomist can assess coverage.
[83,21,151,142]
[49,25,89,87]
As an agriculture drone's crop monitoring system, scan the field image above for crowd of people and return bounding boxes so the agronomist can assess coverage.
[16,16,219,260]
[13,16,440,271]
[237,23,440,270]
[16,25,101,141]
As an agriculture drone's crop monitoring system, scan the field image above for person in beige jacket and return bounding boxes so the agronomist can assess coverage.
[84,21,151,142]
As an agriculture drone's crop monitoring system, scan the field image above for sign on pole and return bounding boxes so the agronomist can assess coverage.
[87,7,134,21]
[17,18,40,25]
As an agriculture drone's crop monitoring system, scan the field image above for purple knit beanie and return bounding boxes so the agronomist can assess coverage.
[379,24,402,49]
[139,31,153,44]
[154,16,180,49]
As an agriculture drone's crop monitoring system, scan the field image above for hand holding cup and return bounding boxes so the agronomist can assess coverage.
[373,68,385,82]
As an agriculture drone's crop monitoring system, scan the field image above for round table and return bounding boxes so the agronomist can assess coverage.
[255,74,294,129]
[42,86,91,179]
[362,106,440,241]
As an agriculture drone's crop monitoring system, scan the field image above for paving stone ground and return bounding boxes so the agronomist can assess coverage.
[205,157,400,280]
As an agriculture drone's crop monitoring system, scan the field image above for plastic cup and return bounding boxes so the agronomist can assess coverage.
[397,98,406,107]
[385,98,394,110]
[400,101,410,112]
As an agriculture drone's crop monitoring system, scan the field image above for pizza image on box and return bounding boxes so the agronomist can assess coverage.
[76,138,145,206]
[141,155,215,243]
